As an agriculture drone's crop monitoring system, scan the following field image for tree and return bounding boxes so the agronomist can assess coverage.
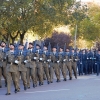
[44,31,72,49]
[78,3,100,43]
[0,0,88,44]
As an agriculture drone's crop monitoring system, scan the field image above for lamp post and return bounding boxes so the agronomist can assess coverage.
[74,24,77,49]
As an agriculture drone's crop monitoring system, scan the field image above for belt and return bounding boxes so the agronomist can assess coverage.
[39,60,43,62]
[44,61,47,63]
[32,59,36,61]
[21,62,25,65]
[52,61,57,63]
[3,59,6,61]
[8,62,15,65]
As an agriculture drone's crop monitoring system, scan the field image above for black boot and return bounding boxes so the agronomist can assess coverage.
[5,93,11,95]
[69,77,72,80]
[0,86,2,88]
[75,76,77,79]
[41,82,43,85]
[28,87,30,89]
[33,84,36,88]
[63,78,67,81]
[5,81,7,87]
[24,87,27,91]
[17,88,20,92]
[56,79,60,82]
[47,81,50,84]
[39,82,41,86]
[15,89,17,93]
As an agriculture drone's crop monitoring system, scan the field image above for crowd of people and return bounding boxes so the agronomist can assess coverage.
[0,40,100,95]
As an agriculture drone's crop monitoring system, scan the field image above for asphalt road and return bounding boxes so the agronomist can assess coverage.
[0,74,100,100]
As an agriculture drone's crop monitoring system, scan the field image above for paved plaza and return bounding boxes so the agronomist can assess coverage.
[0,74,100,100]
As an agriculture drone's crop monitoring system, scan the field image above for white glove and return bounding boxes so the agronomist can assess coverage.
[80,62,82,64]
[47,59,51,62]
[48,65,51,68]
[24,60,28,63]
[63,59,66,62]
[87,58,89,59]
[57,60,60,63]
[95,63,97,65]
[15,60,19,64]
[40,58,43,61]
[69,59,72,61]
[75,59,78,61]
[34,57,37,60]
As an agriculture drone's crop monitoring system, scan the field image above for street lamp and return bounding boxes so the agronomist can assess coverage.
[74,25,77,49]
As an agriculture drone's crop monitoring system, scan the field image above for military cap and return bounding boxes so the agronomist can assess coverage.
[10,43,15,47]
[29,42,33,45]
[19,44,24,46]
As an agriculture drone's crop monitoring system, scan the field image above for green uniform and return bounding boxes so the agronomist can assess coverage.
[62,52,72,80]
[51,53,60,82]
[0,51,7,87]
[6,51,18,94]
[25,51,37,88]
[42,52,50,83]
[0,51,6,87]
[32,52,43,85]
[47,54,54,83]
[16,54,27,90]
[70,54,78,79]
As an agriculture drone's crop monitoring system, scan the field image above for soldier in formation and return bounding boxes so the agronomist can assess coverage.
[0,40,99,95]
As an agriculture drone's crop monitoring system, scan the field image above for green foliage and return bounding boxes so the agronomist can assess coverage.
[0,0,87,43]
[78,4,100,42]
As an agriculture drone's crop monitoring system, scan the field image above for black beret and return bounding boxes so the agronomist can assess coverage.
[60,47,63,49]
[19,44,24,46]
[29,42,33,45]
[1,41,6,44]
[10,43,15,47]
[36,44,40,47]
[53,46,57,49]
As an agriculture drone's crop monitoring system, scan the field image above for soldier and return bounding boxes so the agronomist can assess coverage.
[81,50,87,75]
[15,44,27,91]
[70,49,78,79]
[36,50,44,86]
[0,44,5,88]
[51,46,60,82]
[78,50,84,76]
[92,50,97,73]
[42,45,50,84]
[5,44,18,95]
[86,50,92,74]
[25,43,37,88]
[34,44,44,86]
[62,48,72,80]
[46,43,54,83]
[96,49,100,76]
[76,49,82,76]
[1,41,8,87]
[59,47,64,79]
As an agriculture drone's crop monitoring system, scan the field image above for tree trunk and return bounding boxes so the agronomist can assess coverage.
[20,30,26,44]
[10,31,19,44]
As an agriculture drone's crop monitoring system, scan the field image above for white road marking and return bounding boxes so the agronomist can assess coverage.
[25,89,70,94]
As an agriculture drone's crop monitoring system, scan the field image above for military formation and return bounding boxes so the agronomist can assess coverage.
[0,40,100,95]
